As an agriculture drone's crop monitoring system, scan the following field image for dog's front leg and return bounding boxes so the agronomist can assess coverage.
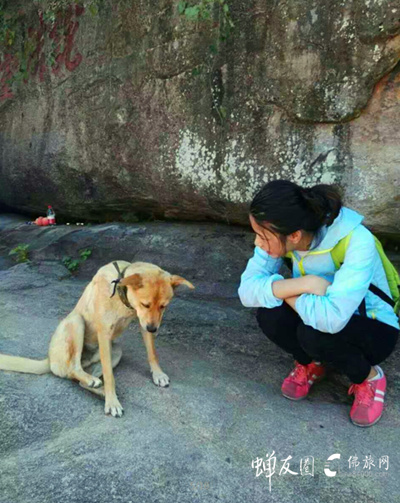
[141,329,170,387]
[98,334,124,417]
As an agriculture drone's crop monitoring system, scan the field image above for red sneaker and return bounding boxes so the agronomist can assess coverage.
[348,373,386,427]
[281,361,326,400]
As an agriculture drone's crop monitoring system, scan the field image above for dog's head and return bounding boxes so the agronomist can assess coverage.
[119,269,194,334]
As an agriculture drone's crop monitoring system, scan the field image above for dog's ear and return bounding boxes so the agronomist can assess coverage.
[170,275,195,290]
[119,273,143,290]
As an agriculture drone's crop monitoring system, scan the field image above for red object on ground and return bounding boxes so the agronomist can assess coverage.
[47,205,56,225]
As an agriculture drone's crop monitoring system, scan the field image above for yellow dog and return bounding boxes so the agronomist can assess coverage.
[0,261,194,417]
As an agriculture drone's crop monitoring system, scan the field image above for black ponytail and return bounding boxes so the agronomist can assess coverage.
[301,184,342,227]
[250,179,342,235]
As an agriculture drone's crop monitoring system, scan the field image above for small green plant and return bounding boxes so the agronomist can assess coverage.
[79,248,92,261]
[9,244,30,263]
[0,1,18,48]
[177,0,234,42]
[62,256,80,272]
[62,248,92,273]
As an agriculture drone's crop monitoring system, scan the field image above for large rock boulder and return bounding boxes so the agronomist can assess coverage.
[0,0,399,232]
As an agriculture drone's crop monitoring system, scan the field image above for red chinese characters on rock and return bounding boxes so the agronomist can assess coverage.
[0,53,19,100]
[0,4,84,101]
[27,12,47,83]
[49,4,84,75]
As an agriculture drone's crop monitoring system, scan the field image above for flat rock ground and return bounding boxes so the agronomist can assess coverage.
[0,214,399,503]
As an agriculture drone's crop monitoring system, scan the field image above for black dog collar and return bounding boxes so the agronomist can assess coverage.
[110,262,135,310]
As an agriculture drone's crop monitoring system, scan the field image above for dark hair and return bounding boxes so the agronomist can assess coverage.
[250,179,342,235]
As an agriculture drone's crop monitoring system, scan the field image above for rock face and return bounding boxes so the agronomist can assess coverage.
[0,0,400,231]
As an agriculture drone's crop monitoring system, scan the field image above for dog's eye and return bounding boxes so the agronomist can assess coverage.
[160,305,165,309]
[141,303,150,309]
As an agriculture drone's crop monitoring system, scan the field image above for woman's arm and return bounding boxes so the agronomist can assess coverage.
[272,275,331,299]
[238,246,284,308]
[238,246,332,308]
[278,276,332,313]
[295,226,377,333]
[284,296,299,311]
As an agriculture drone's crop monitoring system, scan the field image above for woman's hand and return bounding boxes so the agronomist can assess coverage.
[284,276,332,313]
[272,275,331,300]
[303,275,332,296]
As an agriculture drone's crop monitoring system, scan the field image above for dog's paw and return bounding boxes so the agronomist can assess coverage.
[152,370,170,387]
[79,382,105,397]
[88,377,103,388]
[105,397,124,418]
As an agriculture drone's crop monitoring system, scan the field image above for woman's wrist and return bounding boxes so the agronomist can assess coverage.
[272,276,311,299]
[284,296,299,312]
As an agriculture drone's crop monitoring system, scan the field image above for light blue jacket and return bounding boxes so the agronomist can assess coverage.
[238,207,399,333]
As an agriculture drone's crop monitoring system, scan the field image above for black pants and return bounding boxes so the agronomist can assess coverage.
[257,303,399,384]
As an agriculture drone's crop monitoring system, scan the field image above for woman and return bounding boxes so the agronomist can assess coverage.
[238,179,399,427]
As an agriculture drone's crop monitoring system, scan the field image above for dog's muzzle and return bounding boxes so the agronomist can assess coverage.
[146,324,158,333]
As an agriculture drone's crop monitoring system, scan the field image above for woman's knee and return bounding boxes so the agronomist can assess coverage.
[369,328,399,365]
[297,324,330,359]
[256,306,285,338]
[256,303,298,342]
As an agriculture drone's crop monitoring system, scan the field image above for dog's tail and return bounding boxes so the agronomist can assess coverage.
[0,354,50,375]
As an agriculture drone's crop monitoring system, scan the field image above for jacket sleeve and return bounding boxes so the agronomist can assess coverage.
[238,246,284,308]
[295,226,377,333]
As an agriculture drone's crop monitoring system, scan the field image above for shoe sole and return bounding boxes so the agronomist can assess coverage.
[350,413,383,428]
[281,374,326,401]
[282,393,308,401]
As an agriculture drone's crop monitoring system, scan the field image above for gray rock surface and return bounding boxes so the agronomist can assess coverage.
[0,214,399,503]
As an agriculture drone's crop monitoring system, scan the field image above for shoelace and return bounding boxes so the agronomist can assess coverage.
[289,364,308,384]
[348,381,374,405]
[308,363,322,376]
